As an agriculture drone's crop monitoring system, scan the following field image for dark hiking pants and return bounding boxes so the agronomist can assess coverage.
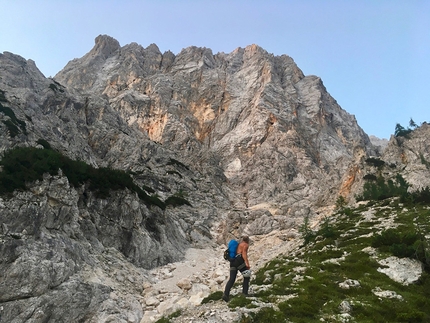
[224,255,250,297]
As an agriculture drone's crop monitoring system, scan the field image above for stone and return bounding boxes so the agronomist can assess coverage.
[145,297,160,307]
[377,256,422,285]
[176,278,192,291]
[339,300,352,314]
[338,279,360,289]
[372,287,403,300]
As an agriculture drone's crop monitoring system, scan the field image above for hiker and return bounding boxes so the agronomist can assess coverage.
[222,236,252,302]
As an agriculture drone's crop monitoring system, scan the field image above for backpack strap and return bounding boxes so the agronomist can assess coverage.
[230,255,246,270]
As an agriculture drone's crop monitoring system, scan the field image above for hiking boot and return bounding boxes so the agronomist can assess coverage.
[222,294,229,302]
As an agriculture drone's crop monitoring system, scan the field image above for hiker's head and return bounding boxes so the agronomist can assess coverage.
[242,236,250,243]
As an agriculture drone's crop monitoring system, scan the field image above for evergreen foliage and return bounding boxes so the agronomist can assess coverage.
[394,119,419,138]
[409,187,430,204]
[0,102,27,137]
[357,174,409,201]
[363,174,377,181]
[0,89,7,102]
[335,195,346,209]
[365,157,385,168]
[0,146,166,209]
[36,138,52,149]
[165,195,192,207]
[298,215,315,245]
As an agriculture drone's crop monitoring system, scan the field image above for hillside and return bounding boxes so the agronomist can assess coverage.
[158,197,430,323]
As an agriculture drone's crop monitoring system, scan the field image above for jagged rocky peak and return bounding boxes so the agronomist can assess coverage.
[0,51,47,90]
[54,35,376,212]
[369,135,389,152]
[91,34,121,59]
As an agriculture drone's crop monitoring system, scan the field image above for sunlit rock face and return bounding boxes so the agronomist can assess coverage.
[0,34,389,322]
[381,123,430,190]
[56,34,376,215]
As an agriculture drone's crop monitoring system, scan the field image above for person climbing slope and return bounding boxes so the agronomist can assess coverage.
[222,236,252,302]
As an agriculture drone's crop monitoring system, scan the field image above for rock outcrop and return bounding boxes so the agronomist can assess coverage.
[381,123,430,190]
[56,35,377,213]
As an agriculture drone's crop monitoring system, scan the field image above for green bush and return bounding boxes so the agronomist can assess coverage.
[0,102,27,136]
[201,291,223,304]
[395,123,413,138]
[335,196,346,209]
[318,217,339,240]
[299,215,315,245]
[365,157,385,168]
[154,310,182,323]
[228,294,254,309]
[340,207,355,216]
[36,138,52,149]
[409,187,430,205]
[241,307,286,323]
[363,174,377,181]
[2,120,20,137]
[372,228,429,266]
[357,174,409,202]
[165,195,191,207]
[0,146,166,209]
[0,89,7,102]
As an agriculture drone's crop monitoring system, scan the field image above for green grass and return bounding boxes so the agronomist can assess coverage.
[201,291,223,304]
[228,294,256,309]
[241,200,430,322]
[154,310,182,323]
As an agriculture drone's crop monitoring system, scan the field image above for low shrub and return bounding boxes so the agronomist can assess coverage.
[165,195,191,207]
[201,291,223,304]
[372,227,429,267]
[299,215,315,245]
[0,146,166,209]
[357,174,409,202]
[0,89,7,102]
[0,102,27,136]
[36,138,52,149]
[365,157,385,168]
[240,307,286,323]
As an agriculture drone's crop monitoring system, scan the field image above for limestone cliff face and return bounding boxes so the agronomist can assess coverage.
[0,35,383,322]
[381,123,430,190]
[56,35,375,215]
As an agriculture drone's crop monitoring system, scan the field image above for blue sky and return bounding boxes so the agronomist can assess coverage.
[1,0,429,139]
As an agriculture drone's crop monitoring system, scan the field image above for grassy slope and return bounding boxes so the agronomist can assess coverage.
[204,199,430,323]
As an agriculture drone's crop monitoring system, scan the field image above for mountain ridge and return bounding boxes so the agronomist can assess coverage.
[1,35,429,322]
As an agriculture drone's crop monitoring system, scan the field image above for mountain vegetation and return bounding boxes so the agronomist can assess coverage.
[197,196,430,323]
[0,145,191,209]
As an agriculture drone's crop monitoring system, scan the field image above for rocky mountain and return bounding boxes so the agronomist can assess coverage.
[0,35,428,322]
[369,135,389,151]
